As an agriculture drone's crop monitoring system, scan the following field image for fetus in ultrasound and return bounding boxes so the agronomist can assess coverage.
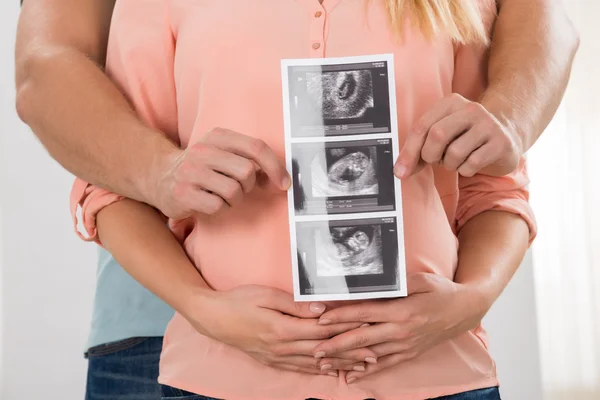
[311,146,378,197]
[316,225,383,277]
[306,70,374,120]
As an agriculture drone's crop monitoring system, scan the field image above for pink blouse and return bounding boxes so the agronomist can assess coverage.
[71,1,536,399]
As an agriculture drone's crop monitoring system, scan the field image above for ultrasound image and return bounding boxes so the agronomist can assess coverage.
[306,70,374,120]
[311,146,379,197]
[316,225,384,277]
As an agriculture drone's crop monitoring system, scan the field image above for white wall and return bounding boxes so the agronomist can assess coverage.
[1,2,97,399]
[0,2,542,400]
[484,251,544,400]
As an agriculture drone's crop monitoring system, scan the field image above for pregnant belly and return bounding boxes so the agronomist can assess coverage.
[184,169,458,295]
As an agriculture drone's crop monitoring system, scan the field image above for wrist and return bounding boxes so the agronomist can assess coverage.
[480,91,527,154]
[139,133,182,210]
[177,285,218,325]
[455,281,496,321]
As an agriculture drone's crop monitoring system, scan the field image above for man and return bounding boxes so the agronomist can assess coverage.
[15,0,579,398]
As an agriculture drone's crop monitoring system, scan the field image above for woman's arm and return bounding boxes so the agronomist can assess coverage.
[93,199,367,375]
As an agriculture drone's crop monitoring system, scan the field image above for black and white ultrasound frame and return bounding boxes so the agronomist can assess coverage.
[291,138,397,216]
[282,53,407,301]
[294,216,404,300]
[285,60,393,138]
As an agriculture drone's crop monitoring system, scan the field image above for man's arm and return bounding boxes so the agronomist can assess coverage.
[15,0,179,204]
[396,0,579,178]
[482,0,580,152]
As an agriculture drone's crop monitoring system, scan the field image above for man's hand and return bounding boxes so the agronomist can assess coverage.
[151,128,291,219]
[311,273,490,383]
[187,285,367,376]
[394,94,523,179]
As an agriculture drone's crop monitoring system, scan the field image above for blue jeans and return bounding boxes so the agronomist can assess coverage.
[160,385,500,400]
[85,336,163,400]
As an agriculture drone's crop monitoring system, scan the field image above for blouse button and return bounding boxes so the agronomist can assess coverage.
[312,42,321,50]
[315,11,323,18]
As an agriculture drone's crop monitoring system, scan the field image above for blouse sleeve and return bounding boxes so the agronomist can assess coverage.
[452,0,537,244]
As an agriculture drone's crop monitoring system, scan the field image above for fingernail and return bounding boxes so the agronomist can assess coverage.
[314,351,326,359]
[310,302,326,314]
[365,357,377,364]
[320,364,333,371]
[347,377,357,384]
[394,163,407,178]
[281,175,291,190]
[328,371,338,377]
[360,323,370,328]
[353,365,366,372]
[318,319,331,325]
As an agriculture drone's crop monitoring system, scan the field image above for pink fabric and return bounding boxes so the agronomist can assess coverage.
[69,0,537,398]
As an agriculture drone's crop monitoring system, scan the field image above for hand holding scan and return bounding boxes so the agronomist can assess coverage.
[151,127,291,220]
[187,285,368,375]
[312,273,487,382]
[395,93,522,179]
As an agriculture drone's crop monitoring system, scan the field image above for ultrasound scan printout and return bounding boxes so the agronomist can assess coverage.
[281,54,407,301]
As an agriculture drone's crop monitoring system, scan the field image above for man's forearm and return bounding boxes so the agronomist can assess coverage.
[15,49,178,204]
[481,0,579,152]
[455,211,530,312]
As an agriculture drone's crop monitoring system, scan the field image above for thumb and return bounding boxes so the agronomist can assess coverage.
[407,273,437,295]
[395,132,427,179]
[261,288,326,318]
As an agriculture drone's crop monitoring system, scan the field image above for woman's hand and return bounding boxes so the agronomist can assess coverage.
[153,127,291,220]
[185,285,368,376]
[312,273,491,383]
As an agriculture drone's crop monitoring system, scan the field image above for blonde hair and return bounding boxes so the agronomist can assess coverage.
[385,0,491,45]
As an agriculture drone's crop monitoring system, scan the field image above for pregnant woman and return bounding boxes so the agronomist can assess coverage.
[71,0,535,399]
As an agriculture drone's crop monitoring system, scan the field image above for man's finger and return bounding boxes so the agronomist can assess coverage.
[420,109,475,165]
[207,128,291,190]
[193,146,257,193]
[312,323,394,357]
[396,94,469,178]
[195,170,244,208]
[318,300,392,325]
[441,126,488,171]
[456,142,496,178]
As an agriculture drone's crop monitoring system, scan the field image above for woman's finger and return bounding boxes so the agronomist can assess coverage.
[281,317,364,342]
[313,323,395,358]
[270,357,338,377]
[318,357,367,372]
[318,300,394,325]
[345,351,416,383]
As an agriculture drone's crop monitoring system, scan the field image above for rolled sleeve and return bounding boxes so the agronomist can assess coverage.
[70,178,125,244]
[456,158,538,245]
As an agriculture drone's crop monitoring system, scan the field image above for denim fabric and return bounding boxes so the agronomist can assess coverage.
[431,387,501,400]
[161,385,220,400]
[160,386,500,400]
[85,336,163,400]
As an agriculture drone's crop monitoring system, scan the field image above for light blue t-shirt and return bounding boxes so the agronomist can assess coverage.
[86,247,175,350]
